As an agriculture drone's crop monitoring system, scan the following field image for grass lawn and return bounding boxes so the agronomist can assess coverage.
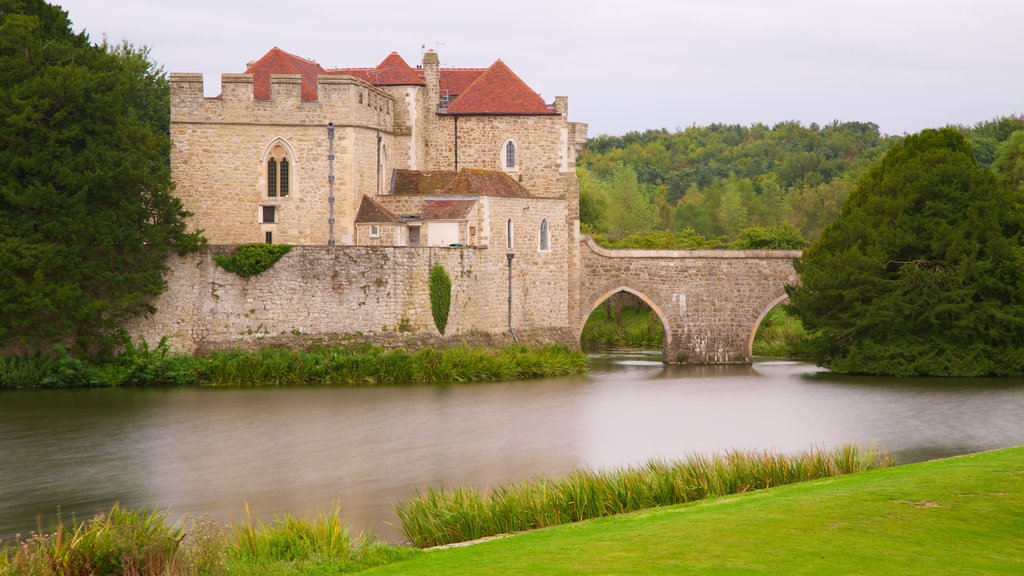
[364,447,1024,575]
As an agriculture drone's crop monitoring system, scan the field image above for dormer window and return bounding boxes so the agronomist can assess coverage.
[502,139,518,172]
[267,144,290,197]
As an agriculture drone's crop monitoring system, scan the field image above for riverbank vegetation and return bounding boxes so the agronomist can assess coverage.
[0,340,587,389]
[0,445,895,575]
[395,445,893,548]
[368,447,1024,575]
[0,504,416,576]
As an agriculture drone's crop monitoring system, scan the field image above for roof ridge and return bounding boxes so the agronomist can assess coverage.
[444,59,555,115]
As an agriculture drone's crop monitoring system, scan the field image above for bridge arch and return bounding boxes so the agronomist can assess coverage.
[746,293,791,358]
[577,237,801,364]
[579,286,672,348]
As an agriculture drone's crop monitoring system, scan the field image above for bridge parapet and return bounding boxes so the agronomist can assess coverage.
[579,237,802,364]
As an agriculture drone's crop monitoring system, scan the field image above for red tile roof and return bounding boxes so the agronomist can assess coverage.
[437,69,485,98]
[331,52,424,86]
[445,60,556,115]
[391,168,533,198]
[244,47,326,101]
[242,49,555,115]
[422,199,476,220]
[355,195,405,224]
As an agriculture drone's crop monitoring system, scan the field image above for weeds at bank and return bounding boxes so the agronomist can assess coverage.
[0,505,415,576]
[395,445,895,548]
[0,342,587,389]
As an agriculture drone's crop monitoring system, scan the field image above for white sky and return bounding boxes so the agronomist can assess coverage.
[57,0,1024,137]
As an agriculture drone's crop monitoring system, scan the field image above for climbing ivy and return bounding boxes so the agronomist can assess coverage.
[429,264,452,335]
[214,244,293,277]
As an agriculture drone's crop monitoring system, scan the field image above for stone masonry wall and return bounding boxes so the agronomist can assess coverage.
[170,73,409,246]
[129,242,577,355]
[579,239,801,364]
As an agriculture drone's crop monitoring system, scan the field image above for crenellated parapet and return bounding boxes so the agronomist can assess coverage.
[170,72,397,131]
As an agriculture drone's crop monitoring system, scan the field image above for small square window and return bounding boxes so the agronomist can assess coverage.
[261,205,276,224]
[370,225,380,238]
[265,231,273,244]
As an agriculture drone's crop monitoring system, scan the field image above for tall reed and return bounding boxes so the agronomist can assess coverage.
[395,445,896,548]
[0,504,415,576]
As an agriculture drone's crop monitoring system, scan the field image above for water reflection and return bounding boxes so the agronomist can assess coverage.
[1,354,1022,542]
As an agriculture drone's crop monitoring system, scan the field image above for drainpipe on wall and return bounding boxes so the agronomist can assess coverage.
[507,252,518,344]
[327,122,336,245]
[454,115,459,171]
[376,131,382,195]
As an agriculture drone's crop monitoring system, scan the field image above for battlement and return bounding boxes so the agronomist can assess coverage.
[170,72,397,129]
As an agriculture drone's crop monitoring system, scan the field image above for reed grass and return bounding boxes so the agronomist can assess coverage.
[394,445,895,548]
[0,504,416,576]
[0,343,587,389]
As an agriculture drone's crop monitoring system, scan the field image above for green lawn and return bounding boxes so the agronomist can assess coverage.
[364,447,1024,575]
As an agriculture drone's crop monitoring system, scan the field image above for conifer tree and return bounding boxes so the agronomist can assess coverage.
[0,0,203,355]
[786,128,1024,376]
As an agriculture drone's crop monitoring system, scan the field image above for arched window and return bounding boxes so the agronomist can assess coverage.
[501,139,518,172]
[539,218,550,251]
[266,144,291,197]
[506,218,514,249]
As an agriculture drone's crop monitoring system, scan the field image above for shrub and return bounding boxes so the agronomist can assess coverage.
[213,244,292,277]
[429,264,452,335]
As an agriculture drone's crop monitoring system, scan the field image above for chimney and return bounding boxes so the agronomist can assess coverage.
[423,50,440,112]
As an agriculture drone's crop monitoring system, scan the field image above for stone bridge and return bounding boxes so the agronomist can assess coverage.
[578,238,802,364]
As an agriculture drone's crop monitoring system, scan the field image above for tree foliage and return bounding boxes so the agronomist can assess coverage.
[0,0,203,355]
[429,264,451,336]
[786,128,1024,376]
[579,118,1024,244]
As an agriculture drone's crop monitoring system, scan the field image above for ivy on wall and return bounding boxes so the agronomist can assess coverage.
[214,244,293,277]
[429,264,452,335]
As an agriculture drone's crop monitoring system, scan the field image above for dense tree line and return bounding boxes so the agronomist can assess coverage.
[579,117,1024,245]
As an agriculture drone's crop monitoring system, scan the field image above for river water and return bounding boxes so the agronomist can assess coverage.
[2,351,1022,542]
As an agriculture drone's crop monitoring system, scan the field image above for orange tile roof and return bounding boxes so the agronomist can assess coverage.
[437,69,485,98]
[244,47,326,101]
[445,60,556,115]
[391,168,533,198]
[242,49,555,115]
[355,195,405,224]
[332,52,424,86]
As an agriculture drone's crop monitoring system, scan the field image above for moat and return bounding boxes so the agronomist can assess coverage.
[2,352,1022,542]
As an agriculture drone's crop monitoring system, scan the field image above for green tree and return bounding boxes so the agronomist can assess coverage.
[993,130,1024,190]
[0,0,203,355]
[786,128,1024,376]
[603,167,654,240]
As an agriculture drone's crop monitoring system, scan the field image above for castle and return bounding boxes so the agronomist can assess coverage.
[146,48,591,353]
[171,47,586,249]
[141,48,799,363]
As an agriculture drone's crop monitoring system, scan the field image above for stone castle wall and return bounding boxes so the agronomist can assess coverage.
[130,238,577,355]
[170,73,408,246]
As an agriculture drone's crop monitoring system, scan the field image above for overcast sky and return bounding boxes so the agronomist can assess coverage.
[57,0,1023,137]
